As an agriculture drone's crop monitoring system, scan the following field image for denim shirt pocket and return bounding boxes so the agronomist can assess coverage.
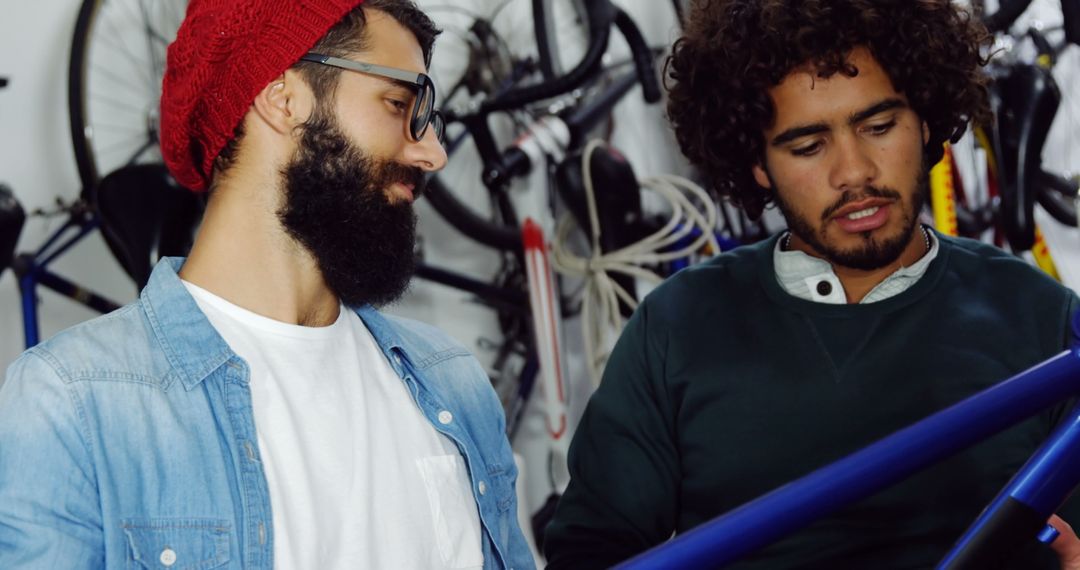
[487,462,516,513]
[121,518,231,570]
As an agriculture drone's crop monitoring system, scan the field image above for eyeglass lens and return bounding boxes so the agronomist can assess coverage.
[411,83,434,141]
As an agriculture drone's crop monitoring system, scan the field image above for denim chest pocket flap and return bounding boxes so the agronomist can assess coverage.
[122,518,231,570]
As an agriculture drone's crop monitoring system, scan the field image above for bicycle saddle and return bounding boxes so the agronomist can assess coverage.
[0,184,25,278]
[91,163,204,289]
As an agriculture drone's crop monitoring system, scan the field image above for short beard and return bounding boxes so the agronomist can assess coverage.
[278,115,425,307]
[773,162,928,271]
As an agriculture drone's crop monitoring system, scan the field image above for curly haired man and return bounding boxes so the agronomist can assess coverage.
[544,1,1080,568]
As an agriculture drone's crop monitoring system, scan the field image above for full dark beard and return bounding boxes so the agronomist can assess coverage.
[773,167,928,271]
[278,116,425,307]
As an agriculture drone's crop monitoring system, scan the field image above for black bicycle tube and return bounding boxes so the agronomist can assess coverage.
[414,263,529,313]
[1064,0,1080,46]
[613,7,661,103]
[955,204,995,236]
[983,0,1034,33]
[533,0,558,80]
[1036,170,1079,227]
[1029,28,1055,64]
[564,70,639,144]
[423,175,523,251]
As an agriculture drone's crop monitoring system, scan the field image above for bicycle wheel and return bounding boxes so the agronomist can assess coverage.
[68,0,189,195]
[421,0,621,253]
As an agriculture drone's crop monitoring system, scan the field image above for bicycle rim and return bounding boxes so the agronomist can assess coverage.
[68,0,189,195]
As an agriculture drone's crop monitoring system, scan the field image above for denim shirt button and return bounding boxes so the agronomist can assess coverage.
[438,410,453,425]
[478,480,487,495]
[160,547,177,566]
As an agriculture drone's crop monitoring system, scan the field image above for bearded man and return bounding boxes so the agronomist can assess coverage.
[0,1,532,568]
[544,1,1080,568]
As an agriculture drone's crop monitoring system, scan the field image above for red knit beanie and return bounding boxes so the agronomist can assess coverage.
[161,0,365,191]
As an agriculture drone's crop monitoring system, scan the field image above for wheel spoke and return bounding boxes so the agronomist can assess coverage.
[88,90,148,113]
[89,63,147,94]
[98,7,155,89]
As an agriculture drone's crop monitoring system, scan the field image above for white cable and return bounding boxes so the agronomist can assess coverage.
[551,139,721,387]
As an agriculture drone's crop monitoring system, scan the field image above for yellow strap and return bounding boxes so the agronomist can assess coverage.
[929,144,960,236]
[973,126,998,179]
[1032,225,1061,281]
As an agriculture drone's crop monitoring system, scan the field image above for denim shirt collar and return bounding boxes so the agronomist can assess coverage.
[142,258,412,390]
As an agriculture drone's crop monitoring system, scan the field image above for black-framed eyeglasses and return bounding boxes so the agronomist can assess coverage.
[299,53,445,145]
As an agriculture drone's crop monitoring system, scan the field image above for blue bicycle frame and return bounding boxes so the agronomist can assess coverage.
[616,315,1080,569]
[12,210,121,348]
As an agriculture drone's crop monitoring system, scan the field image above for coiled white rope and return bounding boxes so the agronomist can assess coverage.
[551,139,720,387]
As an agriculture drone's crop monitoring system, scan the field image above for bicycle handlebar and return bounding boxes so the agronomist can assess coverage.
[477,0,615,115]
[613,7,661,104]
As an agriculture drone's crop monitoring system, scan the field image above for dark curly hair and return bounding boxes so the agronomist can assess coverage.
[665,0,992,219]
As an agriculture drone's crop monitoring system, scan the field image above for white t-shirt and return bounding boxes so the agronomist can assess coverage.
[183,281,484,569]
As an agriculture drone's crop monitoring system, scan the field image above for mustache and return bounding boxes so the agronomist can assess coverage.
[377,161,427,200]
[821,186,902,221]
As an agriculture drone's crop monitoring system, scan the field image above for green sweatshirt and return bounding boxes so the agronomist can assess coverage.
[545,233,1080,569]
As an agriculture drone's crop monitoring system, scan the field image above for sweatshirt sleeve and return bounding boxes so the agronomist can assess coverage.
[543,301,680,568]
[0,350,104,568]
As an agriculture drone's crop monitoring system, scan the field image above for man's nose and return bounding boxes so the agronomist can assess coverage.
[402,126,448,173]
[828,136,879,192]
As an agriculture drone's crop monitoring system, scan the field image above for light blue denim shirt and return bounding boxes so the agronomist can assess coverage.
[0,258,533,570]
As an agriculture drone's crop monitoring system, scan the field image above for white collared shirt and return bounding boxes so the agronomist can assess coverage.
[773,227,939,304]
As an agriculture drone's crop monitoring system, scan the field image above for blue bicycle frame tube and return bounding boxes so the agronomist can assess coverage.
[667,224,741,272]
[17,269,38,348]
[18,262,121,347]
[14,214,120,347]
[940,400,1080,568]
[615,348,1080,569]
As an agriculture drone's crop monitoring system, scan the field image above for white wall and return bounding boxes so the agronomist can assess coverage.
[0,1,139,368]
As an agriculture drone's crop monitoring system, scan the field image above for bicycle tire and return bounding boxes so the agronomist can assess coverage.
[68,0,100,195]
[68,0,189,196]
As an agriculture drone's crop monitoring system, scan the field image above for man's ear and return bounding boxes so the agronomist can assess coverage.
[752,163,772,189]
[922,120,930,145]
[251,71,311,135]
